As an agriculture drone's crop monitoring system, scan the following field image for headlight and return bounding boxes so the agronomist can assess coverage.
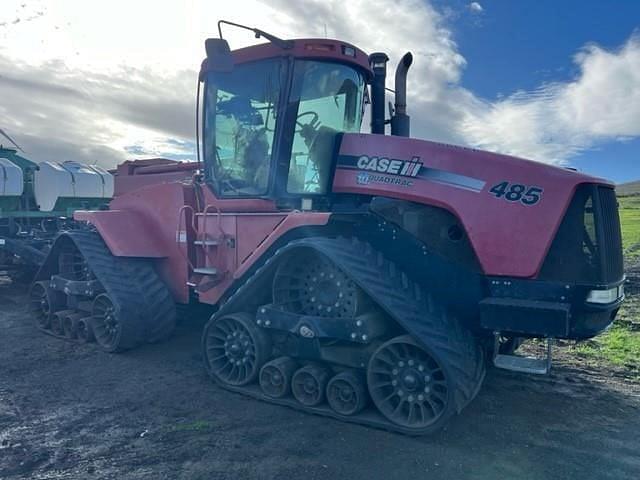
[586,285,624,304]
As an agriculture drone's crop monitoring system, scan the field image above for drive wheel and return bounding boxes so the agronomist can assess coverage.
[273,250,366,318]
[292,365,330,406]
[204,313,271,386]
[327,371,368,416]
[28,281,64,329]
[259,357,297,398]
[368,335,450,433]
[91,294,124,352]
[58,244,95,281]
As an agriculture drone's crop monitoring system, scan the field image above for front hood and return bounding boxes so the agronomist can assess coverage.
[332,133,612,278]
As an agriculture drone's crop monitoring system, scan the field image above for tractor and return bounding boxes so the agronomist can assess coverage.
[29,21,624,435]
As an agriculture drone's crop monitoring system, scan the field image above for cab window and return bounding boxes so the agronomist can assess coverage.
[286,61,365,194]
[204,60,283,196]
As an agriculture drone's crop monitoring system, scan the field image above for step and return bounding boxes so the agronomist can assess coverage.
[194,239,220,246]
[493,335,552,375]
[192,267,219,276]
[493,354,551,375]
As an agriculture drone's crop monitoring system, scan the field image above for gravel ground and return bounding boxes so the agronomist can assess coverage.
[1,279,639,480]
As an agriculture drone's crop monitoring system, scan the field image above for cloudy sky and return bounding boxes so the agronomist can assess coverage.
[1,0,639,181]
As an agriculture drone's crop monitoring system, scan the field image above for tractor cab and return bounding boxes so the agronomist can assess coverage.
[199,34,371,205]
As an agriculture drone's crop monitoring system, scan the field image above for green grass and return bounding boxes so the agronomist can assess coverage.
[572,296,640,369]
[618,196,640,260]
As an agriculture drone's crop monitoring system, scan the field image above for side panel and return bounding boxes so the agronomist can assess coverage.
[333,133,610,278]
[196,212,330,305]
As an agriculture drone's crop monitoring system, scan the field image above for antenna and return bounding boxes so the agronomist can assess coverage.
[323,23,327,38]
[0,128,24,152]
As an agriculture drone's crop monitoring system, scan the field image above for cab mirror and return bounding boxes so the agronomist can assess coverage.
[204,38,234,73]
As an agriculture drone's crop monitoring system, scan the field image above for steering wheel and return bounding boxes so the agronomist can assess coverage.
[295,111,319,133]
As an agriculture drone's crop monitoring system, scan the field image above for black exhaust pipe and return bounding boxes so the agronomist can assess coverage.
[369,52,389,135]
[391,52,413,137]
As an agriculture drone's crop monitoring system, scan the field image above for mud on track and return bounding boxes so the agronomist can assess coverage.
[1,279,639,480]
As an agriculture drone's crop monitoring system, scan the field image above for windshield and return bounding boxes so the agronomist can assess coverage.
[287,61,365,194]
[203,59,283,196]
[203,59,365,197]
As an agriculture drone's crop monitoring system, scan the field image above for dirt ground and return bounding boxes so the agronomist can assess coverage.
[1,279,639,480]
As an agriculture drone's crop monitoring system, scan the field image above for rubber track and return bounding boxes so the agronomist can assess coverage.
[37,231,176,351]
[205,236,485,433]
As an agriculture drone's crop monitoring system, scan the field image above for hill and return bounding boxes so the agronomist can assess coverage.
[617,180,640,196]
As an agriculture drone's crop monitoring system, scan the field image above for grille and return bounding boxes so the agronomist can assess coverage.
[596,186,623,283]
[539,184,623,284]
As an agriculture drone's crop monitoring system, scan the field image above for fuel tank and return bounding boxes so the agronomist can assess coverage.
[0,156,24,197]
[34,161,114,212]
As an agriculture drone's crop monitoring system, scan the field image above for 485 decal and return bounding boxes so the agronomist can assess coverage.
[488,181,543,205]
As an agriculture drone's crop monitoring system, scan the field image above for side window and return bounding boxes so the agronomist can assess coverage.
[205,60,282,196]
[287,62,365,194]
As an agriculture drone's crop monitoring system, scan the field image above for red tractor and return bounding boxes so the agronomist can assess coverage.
[29,22,624,435]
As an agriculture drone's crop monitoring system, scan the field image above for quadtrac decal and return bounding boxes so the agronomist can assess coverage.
[337,154,486,192]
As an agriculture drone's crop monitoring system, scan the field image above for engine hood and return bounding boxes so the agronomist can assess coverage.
[331,133,613,278]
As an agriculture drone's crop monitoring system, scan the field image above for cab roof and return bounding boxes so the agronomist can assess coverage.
[200,38,373,81]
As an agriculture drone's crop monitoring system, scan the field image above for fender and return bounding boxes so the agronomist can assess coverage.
[74,209,169,258]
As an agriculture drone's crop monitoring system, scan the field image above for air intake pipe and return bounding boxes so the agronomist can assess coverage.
[390,52,413,137]
[369,52,389,135]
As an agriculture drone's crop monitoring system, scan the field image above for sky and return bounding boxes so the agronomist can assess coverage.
[0,0,638,183]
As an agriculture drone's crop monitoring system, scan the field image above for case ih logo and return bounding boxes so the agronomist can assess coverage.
[356,155,423,177]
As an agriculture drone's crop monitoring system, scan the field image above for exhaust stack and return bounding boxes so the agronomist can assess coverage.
[391,52,413,137]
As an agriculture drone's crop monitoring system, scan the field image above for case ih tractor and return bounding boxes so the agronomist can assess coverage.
[29,22,624,435]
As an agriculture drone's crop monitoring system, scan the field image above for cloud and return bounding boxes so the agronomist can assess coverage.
[460,35,640,163]
[0,0,638,169]
[468,2,484,13]
[0,54,195,167]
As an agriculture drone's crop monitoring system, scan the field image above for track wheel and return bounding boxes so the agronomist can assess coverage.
[259,357,297,398]
[292,365,330,407]
[76,317,95,343]
[204,313,271,386]
[28,281,64,329]
[91,294,125,352]
[368,335,450,433]
[326,371,368,416]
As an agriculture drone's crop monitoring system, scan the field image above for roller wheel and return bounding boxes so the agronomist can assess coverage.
[28,281,64,329]
[51,311,66,336]
[259,357,297,398]
[62,313,82,339]
[368,335,450,433]
[91,294,124,352]
[76,317,95,343]
[273,250,366,318]
[204,313,271,387]
[292,365,331,407]
[327,371,368,416]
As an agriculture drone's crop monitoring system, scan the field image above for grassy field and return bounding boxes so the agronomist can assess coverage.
[569,193,640,370]
[618,195,640,260]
